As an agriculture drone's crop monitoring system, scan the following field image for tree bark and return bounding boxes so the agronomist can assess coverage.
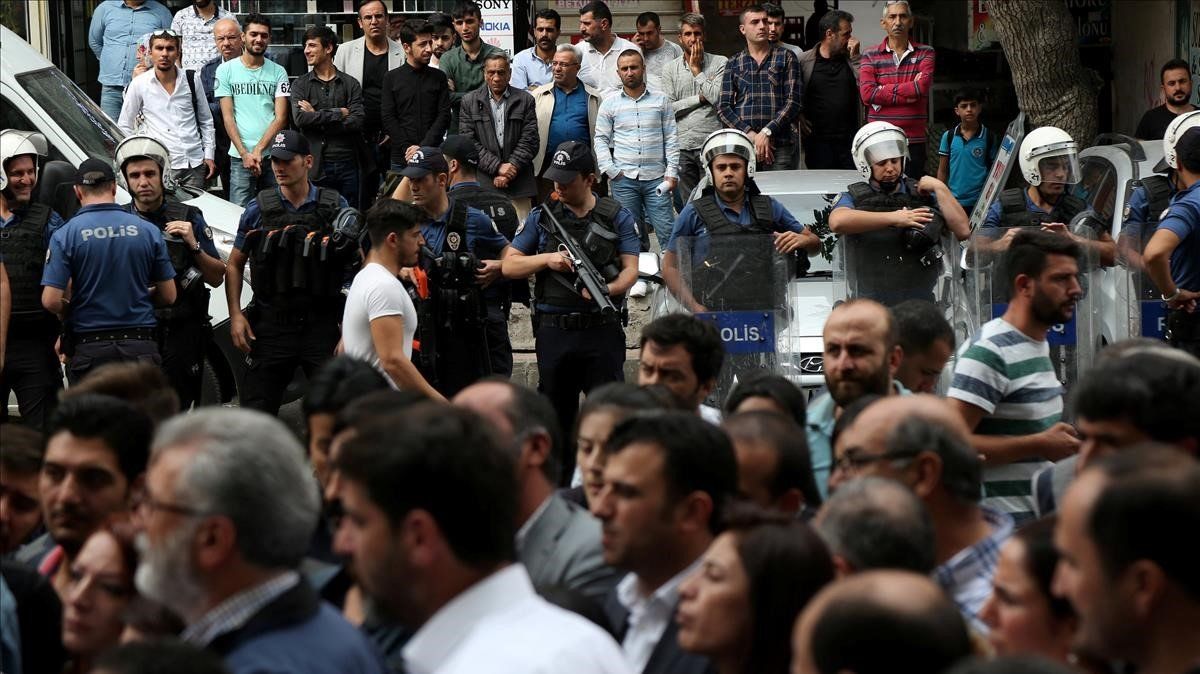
[987,0,1101,147]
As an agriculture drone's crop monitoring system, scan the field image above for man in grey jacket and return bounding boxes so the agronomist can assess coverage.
[454,379,621,604]
[661,13,727,205]
[459,53,540,222]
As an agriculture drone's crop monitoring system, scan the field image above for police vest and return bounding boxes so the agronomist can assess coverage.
[690,193,783,311]
[998,188,1085,228]
[534,197,622,310]
[693,193,775,237]
[1139,175,1173,231]
[844,180,941,297]
[421,199,486,327]
[140,199,210,323]
[248,187,343,304]
[1,203,52,318]
[448,182,527,304]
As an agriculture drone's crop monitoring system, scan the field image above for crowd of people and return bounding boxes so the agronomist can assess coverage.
[1,0,1200,673]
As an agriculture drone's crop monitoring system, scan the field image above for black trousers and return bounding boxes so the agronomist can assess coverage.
[535,320,626,485]
[242,308,341,416]
[486,301,514,379]
[66,339,160,385]
[1167,309,1200,358]
[804,135,855,170]
[0,319,62,431]
[906,141,928,180]
[158,319,211,410]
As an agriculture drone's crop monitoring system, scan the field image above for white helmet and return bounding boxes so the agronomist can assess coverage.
[1018,126,1080,186]
[1160,110,1200,172]
[701,129,756,186]
[0,129,48,191]
[115,135,173,191]
[851,121,908,181]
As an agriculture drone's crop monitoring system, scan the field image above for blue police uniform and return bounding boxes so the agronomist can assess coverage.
[667,191,807,259]
[981,190,1054,231]
[126,199,220,409]
[234,184,350,415]
[0,206,65,430]
[511,195,639,470]
[1156,180,1200,355]
[42,203,175,383]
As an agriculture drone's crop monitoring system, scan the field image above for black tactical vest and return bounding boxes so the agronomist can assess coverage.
[1139,175,1173,231]
[843,179,941,302]
[534,197,622,310]
[693,193,775,237]
[248,187,343,303]
[1,203,52,317]
[135,199,211,323]
[689,193,784,311]
[998,188,1085,228]
[447,182,526,304]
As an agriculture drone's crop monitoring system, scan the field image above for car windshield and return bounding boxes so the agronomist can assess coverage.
[772,192,843,274]
[16,67,125,162]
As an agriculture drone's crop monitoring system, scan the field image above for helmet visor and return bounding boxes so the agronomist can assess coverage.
[1036,151,1081,185]
[863,138,908,166]
[703,140,752,167]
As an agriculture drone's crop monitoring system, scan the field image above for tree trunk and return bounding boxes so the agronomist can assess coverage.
[987,0,1101,147]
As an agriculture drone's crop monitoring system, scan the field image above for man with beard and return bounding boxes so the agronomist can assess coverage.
[636,314,725,423]
[805,299,908,500]
[117,136,225,410]
[135,408,384,674]
[427,13,456,69]
[1136,59,1197,141]
[21,395,150,598]
[0,130,65,431]
[201,18,244,200]
[512,9,559,91]
[333,403,631,673]
[578,1,641,100]
[441,2,503,130]
[949,229,1085,525]
[382,21,451,171]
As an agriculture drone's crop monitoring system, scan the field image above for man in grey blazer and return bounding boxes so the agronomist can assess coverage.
[454,379,621,605]
[333,0,405,205]
[459,53,540,223]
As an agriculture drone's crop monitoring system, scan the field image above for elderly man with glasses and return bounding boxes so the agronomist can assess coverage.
[531,43,604,203]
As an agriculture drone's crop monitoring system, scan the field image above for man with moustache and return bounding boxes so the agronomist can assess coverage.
[1136,58,1197,140]
[171,0,234,72]
[578,1,641,100]
[512,9,561,91]
[134,408,384,673]
[201,17,243,200]
[381,21,451,171]
[441,1,503,129]
[661,14,726,206]
[117,30,217,190]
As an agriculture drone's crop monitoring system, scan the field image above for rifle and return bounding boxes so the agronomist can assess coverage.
[539,206,618,316]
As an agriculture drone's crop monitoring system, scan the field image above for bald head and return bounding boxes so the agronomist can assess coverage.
[845,395,971,455]
[453,381,518,442]
[822,299,898,350]
[213,18,243,60]
[792,570,971,674]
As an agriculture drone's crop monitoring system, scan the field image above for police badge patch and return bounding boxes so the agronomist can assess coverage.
[205,226,214,241]
[447,231,462,251]
[1122,202,1131,223]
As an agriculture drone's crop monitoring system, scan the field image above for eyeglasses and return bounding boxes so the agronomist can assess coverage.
[832,448,918,473]
[135,487,207,518]
[551,61,579,69]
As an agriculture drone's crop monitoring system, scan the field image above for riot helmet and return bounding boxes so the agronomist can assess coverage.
[0,129,48,192]
[851,121,908,182]
[701,128,756,189]
[114,135,173,191]
[1158,110,1200,172]
[1018,126,1080,187]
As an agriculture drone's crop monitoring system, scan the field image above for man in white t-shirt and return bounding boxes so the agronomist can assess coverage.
[342,198,445,400]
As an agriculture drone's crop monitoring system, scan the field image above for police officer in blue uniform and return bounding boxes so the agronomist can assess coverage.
[662,129,820,313]
[1146,126,1200,357]
[117,136,226,409]
[0,130,66,429]
[502,141,640,475]
[401,145,513,397]
[225,130,353,415]
[41,159,177,384]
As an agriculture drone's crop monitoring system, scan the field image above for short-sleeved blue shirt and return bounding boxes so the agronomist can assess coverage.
[1155,179,1200,290]
[234,184,350,250]
[1121,182,1175,247]
[938,125,997,210]
[981,190,1053,232]
[125,200,220,259]
[422,200,510,256]
[833,179,930,211]
[666,192,807,256]
[42,203,175,331]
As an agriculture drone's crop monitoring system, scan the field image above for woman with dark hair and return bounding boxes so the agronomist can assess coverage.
[60,524,149,673]
[980,517,1080,665]
[675,506,835,674]
[722,373,808,426]
[564,383,670,508]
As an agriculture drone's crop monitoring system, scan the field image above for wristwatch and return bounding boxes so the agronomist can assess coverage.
[761,127,772,138]
[1162,288,1181,302]
[191,241,202,253]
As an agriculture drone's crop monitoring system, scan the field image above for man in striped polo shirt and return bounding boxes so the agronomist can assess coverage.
[948,229,1084,524]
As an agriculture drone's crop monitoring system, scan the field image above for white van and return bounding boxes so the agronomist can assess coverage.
[2,26,250,404]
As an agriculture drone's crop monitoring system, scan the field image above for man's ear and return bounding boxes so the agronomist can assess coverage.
[194,515,238,572]
[907,451,942,500]
[522,430,551,471]
[887,344,903,378]
[676,491,715,535]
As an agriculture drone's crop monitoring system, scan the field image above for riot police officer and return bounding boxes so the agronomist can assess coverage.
[1146,125,1200,357]
[225,130,353,415]
[662,128,820,313]
[0,130,66,429]
[982,126,1116,266]
[116,136,226,409]
[501,140,640,473]
[400,145,512,397]
[830,121,970,306]
[41,159,177,383]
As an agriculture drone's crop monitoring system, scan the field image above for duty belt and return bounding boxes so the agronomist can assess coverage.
[74,328,156,344]
[539,312,621,330]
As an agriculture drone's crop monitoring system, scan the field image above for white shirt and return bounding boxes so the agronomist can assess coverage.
[118,67,216,169]
[402,565,632,674]
[342,262,417,389]
[171,4,235,71]
[580,36,642,100]
[699,405,723,425]
[614,561,701,673]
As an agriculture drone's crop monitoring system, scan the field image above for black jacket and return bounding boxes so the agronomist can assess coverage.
[380,63,451,165]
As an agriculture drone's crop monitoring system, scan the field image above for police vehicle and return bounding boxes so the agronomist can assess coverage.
[1,26,251,407]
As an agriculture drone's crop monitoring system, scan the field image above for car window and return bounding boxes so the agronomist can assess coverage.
[14,67,125,163]
[772,193,843,274]
[0,92,68,163]
[1075,157,1118,224]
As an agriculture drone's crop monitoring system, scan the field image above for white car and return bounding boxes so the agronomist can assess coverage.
[2,26,251,405]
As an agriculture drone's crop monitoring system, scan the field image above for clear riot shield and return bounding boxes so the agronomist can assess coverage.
[674,233,794,405]
[963,225,1101,394]
[1116,220,1169,340]
[834,224,960,311]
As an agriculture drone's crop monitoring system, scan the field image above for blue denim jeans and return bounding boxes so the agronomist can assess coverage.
[610,175,675,252]
[229,159,277,208]
[100,85,125,121]
[315,159,361,209]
